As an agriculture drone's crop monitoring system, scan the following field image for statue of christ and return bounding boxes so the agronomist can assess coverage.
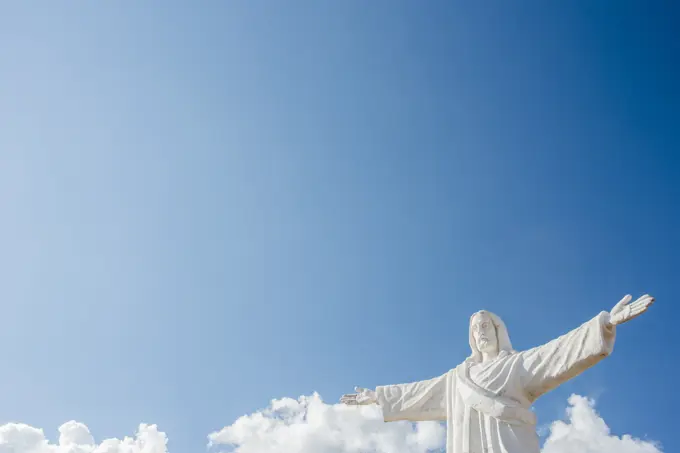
[340,294,655,453]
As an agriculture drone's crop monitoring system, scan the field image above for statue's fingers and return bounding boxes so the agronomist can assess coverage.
[630,303,651,315]
[641,295,655,305]
[629,300,647,310]
[627,304,652,320]
[630,297,654,311]
[633,294,653,304]
[628,301,642,311]
[620,294,633,304]
[355,386,367,393]
[612,294,632,313]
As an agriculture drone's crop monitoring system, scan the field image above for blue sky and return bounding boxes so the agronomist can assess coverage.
[1,1,678,452]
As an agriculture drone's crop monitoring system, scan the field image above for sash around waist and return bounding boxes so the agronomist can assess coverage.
[455,364,537,426]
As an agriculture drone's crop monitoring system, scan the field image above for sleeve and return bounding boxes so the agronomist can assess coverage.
[520,311,616,401]
[375,372,448,422]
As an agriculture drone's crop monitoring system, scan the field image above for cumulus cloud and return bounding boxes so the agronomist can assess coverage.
[542,394,662,453]
[209,393,445,453]
[0,421,167,453]
[209,393,663,453]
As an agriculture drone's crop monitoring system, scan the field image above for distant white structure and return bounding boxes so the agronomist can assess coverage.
[341,294,655,453]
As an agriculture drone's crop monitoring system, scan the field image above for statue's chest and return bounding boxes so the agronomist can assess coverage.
[467,357,523,397]
[468,363,495,386]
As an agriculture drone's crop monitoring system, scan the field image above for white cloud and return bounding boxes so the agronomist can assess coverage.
[0,422,167,453]
[542,394,662,453]
[209,393,663,453]
[0,394,661,453]
[209,393,445,453]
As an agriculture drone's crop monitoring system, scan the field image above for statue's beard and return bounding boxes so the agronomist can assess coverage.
[477,338,497,353]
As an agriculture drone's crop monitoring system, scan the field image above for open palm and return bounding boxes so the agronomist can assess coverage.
[609,294,654,326]
[340,387,377,405]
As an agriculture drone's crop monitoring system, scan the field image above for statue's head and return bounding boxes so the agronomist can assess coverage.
[468,310,514,362]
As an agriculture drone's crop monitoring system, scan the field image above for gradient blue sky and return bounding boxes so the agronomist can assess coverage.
[1,1,678,452]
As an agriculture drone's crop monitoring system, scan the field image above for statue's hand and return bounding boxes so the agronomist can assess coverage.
[340,387,377,406]
[609,294,655,326]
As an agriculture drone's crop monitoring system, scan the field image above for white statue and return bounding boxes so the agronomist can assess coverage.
[340,294,654,453]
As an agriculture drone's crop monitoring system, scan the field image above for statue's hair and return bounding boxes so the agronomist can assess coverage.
[468,310,515,363]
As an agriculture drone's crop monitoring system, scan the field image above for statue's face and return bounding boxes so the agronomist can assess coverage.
[471,312,498,354]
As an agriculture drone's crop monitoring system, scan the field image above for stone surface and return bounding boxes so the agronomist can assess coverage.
[339,294,655,453]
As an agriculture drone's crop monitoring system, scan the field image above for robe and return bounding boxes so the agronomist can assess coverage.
[375,312,616,453]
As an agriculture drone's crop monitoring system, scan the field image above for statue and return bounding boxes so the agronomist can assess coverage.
[340,294,655,453]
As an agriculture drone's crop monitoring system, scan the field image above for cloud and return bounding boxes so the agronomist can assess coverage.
[0,394,660,453]
[209,393,663,453]
[0,422,167,453]
[209,393,445,453]
[542,394,662,453]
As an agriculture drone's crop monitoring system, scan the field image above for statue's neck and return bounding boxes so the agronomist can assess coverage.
[481,350,499,363]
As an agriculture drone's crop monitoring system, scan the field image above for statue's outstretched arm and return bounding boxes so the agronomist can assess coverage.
[341,374,448,422]
[520,293,655,401]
